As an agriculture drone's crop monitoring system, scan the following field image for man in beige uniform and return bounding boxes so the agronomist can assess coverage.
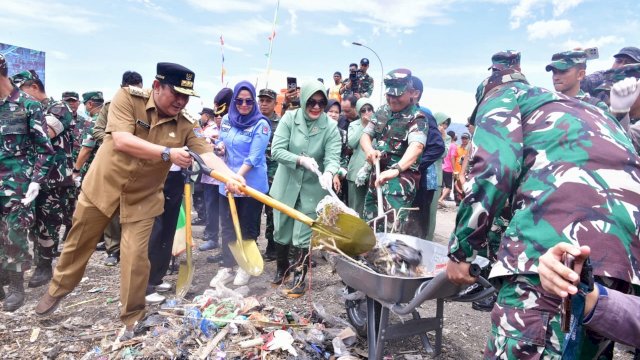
[35,62,243,338]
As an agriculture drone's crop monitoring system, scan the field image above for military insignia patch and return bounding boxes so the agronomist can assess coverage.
[136,119,150,130]
[262,126,269,135]
[193,127,205,137]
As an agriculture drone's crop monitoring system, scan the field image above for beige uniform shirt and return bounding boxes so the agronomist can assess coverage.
[82,86,209,223]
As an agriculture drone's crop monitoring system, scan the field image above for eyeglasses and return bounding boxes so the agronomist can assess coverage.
[306,98,327,109]
[235,98,254,106]
[360,106,374,114]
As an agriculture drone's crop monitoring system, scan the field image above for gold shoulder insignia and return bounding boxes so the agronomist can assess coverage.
[181,109,196,124]
[128,86,151,98]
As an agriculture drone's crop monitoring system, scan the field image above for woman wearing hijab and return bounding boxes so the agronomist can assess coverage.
[208,82,271,287]
[270,81,342,298]
[325,100,349,197]
[346,98,374,217]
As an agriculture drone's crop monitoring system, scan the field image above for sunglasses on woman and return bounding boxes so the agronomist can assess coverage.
[360,106,374,114]
[235,98,255,106]
[306,98,327,109]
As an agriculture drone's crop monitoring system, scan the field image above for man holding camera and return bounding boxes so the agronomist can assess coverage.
[340,63,359,98]
[355,58,374,98]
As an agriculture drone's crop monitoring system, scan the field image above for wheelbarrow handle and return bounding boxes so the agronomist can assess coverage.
[390,264,494,315]
[187,150,315,228]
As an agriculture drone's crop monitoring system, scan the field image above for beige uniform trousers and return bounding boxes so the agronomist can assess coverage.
[48,191,154,326]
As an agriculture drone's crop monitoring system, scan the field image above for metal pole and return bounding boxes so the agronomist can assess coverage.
[352,42,384,106]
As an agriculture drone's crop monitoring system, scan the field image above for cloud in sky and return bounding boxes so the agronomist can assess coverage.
[317,22,352,36]
[527,19,572,40]
[509,0,584,29]
[2,1,102,34]
[563,35,624,50]
[196,18,274,44]
[551,0,584,16]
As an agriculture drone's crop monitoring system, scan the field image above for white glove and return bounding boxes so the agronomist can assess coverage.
[319,171,333,191]
[610,77,640,113]
[74,175,82,188]
[21,182,41,205]
[298,156,319,173]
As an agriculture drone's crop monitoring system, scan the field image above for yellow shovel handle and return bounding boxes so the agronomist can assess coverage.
[211,170,315,227]
[226,192,243,243]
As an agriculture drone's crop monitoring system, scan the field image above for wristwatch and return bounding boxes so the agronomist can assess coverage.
[161,147,171,162]
[389,163,402,172]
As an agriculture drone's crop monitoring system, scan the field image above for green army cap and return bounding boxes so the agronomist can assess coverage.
[62,91,80,101]
[384,68,413,96]
[489,50,521,71]
[11,70,38,88]
[258,88,277,99]
[545,51,587,72]
[82,91,104,103]
[596,64,640,91]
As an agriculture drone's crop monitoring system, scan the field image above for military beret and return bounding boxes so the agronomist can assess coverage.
[213,88,233,116]
[384,68,413,96]
[11,70,38,88]
[613,47,640,63]
[596,64,640,91]
[545,51,587,72]
[62,91,80,101]
[155,62,198,97]
[199,107,215,117]
[82,91,104,103]
[258,88,277,99]
[489,50,521,72]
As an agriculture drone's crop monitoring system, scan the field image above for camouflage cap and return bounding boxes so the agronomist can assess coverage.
[488,50,521,71]
[82,91,104,103]
[62,91,80,101]
[545,51,587,72]
[11,70,38,88]
[596,64,640,91]
[475,69,529,104]
[258,88,277,99]
[384,68,413,96]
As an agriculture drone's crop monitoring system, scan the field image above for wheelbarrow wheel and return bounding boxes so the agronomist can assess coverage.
[345,286,381,338]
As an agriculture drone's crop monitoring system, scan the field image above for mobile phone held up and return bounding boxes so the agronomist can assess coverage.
[286,76,300,107]
[584,47,599,60]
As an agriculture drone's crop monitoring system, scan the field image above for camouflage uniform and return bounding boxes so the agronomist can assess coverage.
[356,72,374,98]
[363,69,427,232]
[0,86,54,272]
[488,50,521,72]
[33,98,75,264]
[449,69,640,359]
[78,91,103,178]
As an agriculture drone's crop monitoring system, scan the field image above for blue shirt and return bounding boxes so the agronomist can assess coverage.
[218,115,271,195]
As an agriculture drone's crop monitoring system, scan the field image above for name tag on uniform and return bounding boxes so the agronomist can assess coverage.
[136,119,150,130]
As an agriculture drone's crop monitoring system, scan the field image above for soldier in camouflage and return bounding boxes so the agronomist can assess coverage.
[354,58,374,98]
[258,88,280,261]
[0,55,55,311]
[360,68,427,232]
[11,71,75,288]
[488,50,521,73]
[546,50,609,112]
[446,68,640,359]
[73,91,103,182]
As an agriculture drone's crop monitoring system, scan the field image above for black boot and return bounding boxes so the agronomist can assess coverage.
[0,270,6,300]
[286,247,308,298]
[4,271,25,312]
[28,261,53,288]
[271,243,290,285]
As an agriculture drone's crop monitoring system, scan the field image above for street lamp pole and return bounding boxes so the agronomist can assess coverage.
[352,42,384,106]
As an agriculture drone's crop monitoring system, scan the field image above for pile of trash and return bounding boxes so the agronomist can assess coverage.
[82,284,363,359]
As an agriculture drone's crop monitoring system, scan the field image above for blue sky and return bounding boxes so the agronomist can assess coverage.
[2,0,638,122]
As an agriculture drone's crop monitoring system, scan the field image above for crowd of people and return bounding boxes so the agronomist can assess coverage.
[0,44,639,358]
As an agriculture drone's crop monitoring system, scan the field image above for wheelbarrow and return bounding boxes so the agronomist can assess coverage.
[335,232,494,360]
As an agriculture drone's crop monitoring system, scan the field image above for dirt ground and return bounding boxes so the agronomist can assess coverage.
[0,205,634,359]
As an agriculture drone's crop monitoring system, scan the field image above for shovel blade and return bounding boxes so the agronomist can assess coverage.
[228,239,264,276]
[312,213,376,256]
[175,259,194,298]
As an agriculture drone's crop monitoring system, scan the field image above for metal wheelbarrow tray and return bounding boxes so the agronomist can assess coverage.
[335,233,493,359]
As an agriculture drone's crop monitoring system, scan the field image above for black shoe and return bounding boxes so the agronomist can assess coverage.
[206,254,223,263]
[95,242,106,251]
[472,294,497,312]
[28,265,52,288]
[263,251,277,262]
[191,217,206,226]
[4,271,25,312]
[0,286,4,301]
